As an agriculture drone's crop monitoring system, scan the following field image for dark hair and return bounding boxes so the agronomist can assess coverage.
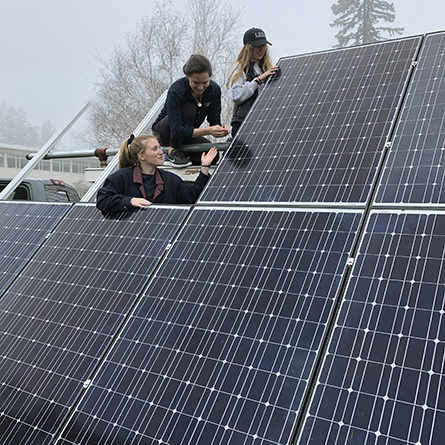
[118,134,158,169]
[183,54,213,77]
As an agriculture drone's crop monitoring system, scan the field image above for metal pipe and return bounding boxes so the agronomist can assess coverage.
[26,149,116,160]
[26,141,231,161]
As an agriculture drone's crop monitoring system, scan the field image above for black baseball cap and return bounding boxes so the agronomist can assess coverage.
[243,28,272,46]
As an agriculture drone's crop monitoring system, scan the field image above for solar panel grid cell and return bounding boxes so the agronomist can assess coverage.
[0,204,189,445]
[200,37,421,204]
[377,33,445,204]
[0,202,70,293]
[299,211,445,445]
[59,208,361,445]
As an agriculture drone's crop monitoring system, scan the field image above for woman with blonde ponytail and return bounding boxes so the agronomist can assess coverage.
[96,134,217,213]
[228,28,279,136]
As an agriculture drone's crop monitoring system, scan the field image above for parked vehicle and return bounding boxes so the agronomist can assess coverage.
[0,178,80,202]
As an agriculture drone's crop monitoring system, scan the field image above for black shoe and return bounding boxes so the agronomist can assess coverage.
[164,150,192,168]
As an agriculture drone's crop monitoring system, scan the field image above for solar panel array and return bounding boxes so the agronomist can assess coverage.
[298,32,445,445]
[200,36,421,204]
[0,205,189,444]
[299,211,445,445]
[0,31,445,445]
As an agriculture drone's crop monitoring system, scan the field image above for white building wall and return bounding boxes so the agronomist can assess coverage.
[0,143,99,185]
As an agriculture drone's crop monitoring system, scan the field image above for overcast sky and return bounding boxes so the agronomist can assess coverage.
[1,0,444,128]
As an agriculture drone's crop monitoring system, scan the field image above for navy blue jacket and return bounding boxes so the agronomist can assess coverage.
[152,77,222,140]
[96,165,210,213]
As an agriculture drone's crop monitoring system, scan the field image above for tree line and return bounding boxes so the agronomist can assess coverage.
[0,103,55,147]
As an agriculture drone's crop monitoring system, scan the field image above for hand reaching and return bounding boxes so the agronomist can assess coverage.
[201,146,218,167]
[259,65,279,82]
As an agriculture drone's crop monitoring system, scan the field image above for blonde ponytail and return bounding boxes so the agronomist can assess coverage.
[118,134,158,169]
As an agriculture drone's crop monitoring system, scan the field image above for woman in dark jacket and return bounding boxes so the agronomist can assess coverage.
[96,134,217,213]
[152,54,230,168]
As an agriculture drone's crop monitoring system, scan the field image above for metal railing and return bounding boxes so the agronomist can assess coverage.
[26,142,231,161]
[0,102,90,201]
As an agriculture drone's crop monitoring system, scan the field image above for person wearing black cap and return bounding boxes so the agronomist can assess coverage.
[227,28,279,137]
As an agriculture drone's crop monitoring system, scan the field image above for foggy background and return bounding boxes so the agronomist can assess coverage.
[1,0,444,129]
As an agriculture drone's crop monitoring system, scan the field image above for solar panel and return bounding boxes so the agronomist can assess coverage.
[0,204,189,445]
[376,32,445,204]
[200,37,421,204]
[0,202,70,294]
[298,211,445,445]
[58,208,362,445]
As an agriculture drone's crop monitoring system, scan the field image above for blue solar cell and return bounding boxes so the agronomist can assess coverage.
[376,32,445,204]
[299,211,445,445]
[59,208,361,445]
[0,204,189,445]
[201,37,421,204]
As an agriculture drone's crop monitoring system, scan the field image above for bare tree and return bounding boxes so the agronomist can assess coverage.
[88,0,243,148]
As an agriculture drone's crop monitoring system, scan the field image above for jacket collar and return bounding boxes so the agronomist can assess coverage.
[133,165,164,201]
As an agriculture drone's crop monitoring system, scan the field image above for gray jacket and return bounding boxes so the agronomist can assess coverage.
[231,62,260,124]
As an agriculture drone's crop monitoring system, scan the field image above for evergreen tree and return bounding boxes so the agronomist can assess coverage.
[330,0,404,47]
[38,120,56,146]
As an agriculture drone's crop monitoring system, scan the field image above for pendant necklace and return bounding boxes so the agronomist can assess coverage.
[194,93,202,107]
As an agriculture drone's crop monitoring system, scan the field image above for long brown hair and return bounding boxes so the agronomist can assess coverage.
[118,134,158,169]
[227,43,273,87]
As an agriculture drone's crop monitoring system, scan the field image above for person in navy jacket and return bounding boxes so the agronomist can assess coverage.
[96,134,217,213]
[152,54,230,168]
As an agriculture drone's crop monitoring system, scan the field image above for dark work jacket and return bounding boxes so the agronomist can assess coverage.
[96,165,210,213]
[231,62,259,124]
[152,77,222,140]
